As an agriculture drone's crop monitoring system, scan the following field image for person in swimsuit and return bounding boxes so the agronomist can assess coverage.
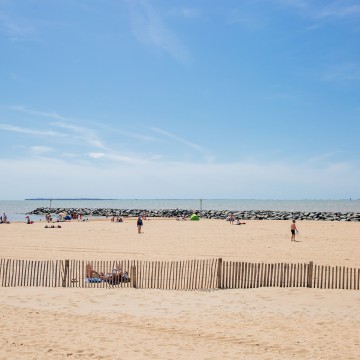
[290,220,298,241]
[137,216,143,234]
[85,263,128,283]
[235,220,246,225]
[229,213,235,225]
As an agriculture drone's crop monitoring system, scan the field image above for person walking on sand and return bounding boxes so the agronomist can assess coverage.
[290,220,298,241]
[137,216,143,234]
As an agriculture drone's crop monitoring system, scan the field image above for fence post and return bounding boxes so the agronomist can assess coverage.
[307,261,313,288]
[62,259,69,287]
[131,265,137,288]
[217,258,223,289]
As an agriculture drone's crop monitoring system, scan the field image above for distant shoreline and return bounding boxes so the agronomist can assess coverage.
[25,198,118,201]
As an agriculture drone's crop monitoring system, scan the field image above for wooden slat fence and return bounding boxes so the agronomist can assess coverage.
[221,261,311,289]
[135,259,218,289]
[0,258,359,290]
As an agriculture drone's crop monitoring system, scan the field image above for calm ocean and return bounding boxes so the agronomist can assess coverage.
[1,199,360,222]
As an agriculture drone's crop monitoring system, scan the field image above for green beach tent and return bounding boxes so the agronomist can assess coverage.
[190,213,200,221]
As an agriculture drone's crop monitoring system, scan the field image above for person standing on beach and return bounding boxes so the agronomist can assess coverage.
[290,220,298,241]
[229,213,234,225]
[137,216,143,234]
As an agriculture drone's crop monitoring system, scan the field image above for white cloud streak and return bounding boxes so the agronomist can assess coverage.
[30,146,54,154]
[0,13,37,42]
[52,122,107,149]
[307,151,344,163]
[317,3,360,19]
[2,105,69,121]
[0,122,107,150]
[0,124,63,137]
[179,8,202,19]
[128,0,190,63]
[2,105,107,149]
[87,152,150,164]
[322,62,360,83]
[272,0,360,21]
[149,127,206,153]
[96,123,159,142]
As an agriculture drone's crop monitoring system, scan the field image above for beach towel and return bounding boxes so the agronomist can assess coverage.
[85,277,103,283]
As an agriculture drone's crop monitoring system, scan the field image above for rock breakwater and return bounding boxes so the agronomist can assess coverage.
[28,208,360,221]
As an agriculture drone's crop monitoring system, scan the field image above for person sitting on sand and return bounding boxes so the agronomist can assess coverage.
[85,263,128,282]
[235,220,246,225]
[2,213,10,224]
[86,263,103,279]
[290,220,299,241]
[26,216,34,224]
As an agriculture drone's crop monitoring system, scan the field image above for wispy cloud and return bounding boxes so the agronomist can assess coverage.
[149,127,206,153]
[127,0,190,63]
[0,124,63,137]
[30,146,54,154]
[4,105,107,148]
[168,7,203,19]
[179,8,202,19]
[61,152,79,158]
[7,73,26,83]
[273,0,308,10]
[0,13,39,42]
[2,104,109,149]
[272,0,360,21]
[2,105,172,159]
[2,105,69,121]
[307,151,344,163]
[229,9,267,29]
[97,123,159,142]
[116,129,157,142]
[317,3,360,19]
[322,62,360,83]
[52,122,107,149]
[0,118,107,152]
[87,152,150,164]
[88,152,105,159]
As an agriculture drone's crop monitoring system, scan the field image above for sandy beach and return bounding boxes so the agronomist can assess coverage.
[1,218,359,359]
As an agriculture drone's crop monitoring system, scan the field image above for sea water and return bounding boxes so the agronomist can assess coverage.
[1,199,360,222]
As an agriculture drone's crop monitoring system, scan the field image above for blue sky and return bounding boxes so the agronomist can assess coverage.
[1,0,360,200]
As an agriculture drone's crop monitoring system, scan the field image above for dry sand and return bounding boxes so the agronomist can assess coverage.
[0,218,359,359]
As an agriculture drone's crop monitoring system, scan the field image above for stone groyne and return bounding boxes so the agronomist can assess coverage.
[28,208,360,221]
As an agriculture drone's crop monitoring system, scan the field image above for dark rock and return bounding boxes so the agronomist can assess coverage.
[25,207,360,222]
